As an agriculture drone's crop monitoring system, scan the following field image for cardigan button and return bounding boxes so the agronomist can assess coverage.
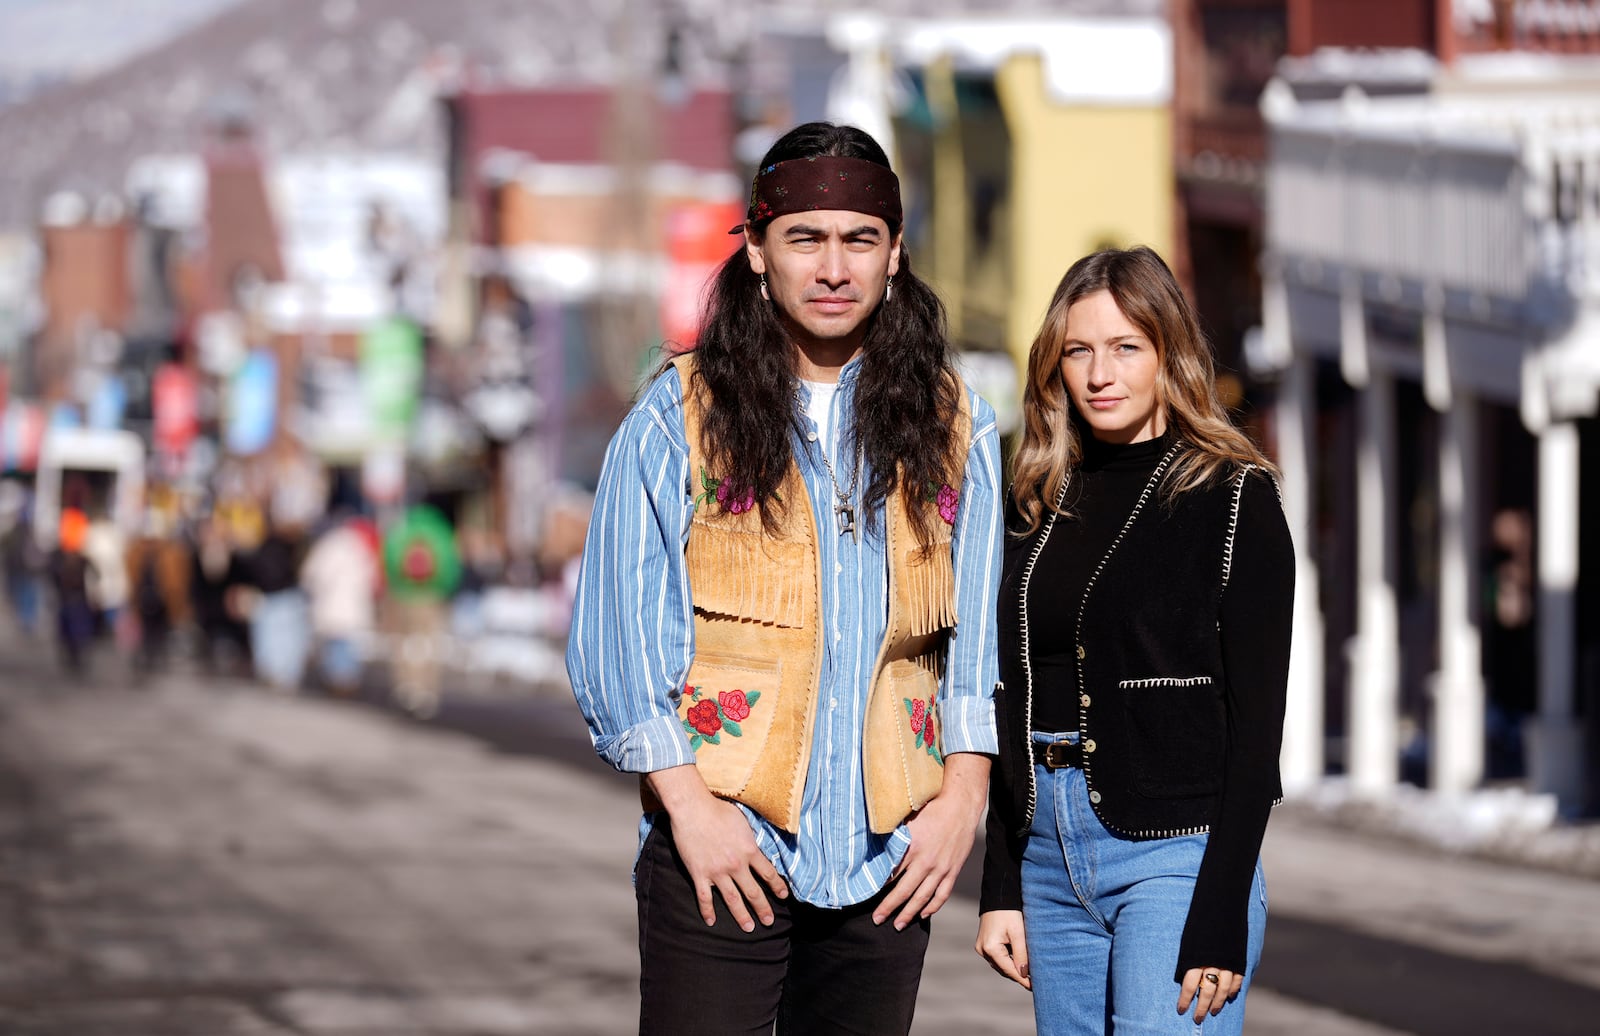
[1075,645,1085,660]
[1084,739,1097,753]
[1088,790,1102,804]
[1080,693,1091,707]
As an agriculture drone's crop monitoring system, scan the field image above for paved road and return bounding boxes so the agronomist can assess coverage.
[0,644,1594,1034]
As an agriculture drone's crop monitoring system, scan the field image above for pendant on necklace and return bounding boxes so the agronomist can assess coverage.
[836,503,858,544]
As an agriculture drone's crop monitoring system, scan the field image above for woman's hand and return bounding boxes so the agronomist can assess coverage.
[975,909,1031,989]
[1179,966,1242,1020]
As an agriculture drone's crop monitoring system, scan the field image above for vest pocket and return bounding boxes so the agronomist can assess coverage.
[678,653,783,799]
[1118,676,1214,689]
[864,658,946,833]
[1119,675,1222,798]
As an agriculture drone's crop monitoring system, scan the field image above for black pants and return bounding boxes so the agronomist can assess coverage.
[636,816,930,1035]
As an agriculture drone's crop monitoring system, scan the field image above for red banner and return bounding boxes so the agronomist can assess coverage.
[660,201,744,351]
[152,363,199,456]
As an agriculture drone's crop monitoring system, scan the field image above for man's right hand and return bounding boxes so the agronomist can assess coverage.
[646,765,789,932]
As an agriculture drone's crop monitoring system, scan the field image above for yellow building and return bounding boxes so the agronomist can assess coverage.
[875,16,1174,423]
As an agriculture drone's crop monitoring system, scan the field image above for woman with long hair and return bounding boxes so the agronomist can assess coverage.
[975,246,1293,1034]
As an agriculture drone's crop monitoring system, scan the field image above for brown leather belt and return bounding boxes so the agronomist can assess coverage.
[1031,739,1083,770]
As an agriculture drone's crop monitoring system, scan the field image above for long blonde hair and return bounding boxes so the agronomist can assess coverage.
[1011,246,1274,535]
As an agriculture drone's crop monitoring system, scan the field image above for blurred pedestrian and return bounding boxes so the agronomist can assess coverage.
[49,507,95,674]
[976,247,1293,1036]
[82,512,130,648]
[189,514,251,675]
[567,122,1002,1034]
[243,519,310,690]
[381,504,460,715]
[126,508,191,676]
[1,488,45,635]
[301,514,378,695]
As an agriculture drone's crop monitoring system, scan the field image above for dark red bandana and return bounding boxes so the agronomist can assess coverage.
[731,156,903,234]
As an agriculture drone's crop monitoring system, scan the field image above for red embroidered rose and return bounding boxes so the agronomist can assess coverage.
[909,698,926,735]
[718,689,751,723]
[687,699,722,736]
[924,706,937,745]
[726,487,756,515]
[936,484,959,525]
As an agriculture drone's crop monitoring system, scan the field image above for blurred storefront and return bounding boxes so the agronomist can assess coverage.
[1256,59,1600,815]
[750,7,1173,438]
[1168,0,1457,422]
[438,83,741,568]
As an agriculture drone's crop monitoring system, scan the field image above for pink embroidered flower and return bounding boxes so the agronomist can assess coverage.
[936,484,959,525]
[909,698,926,735]
[924,705,937,744]
[706,475,756,515]
[687,699,722,736]
[718,690,751,723]
[695,467,764,517]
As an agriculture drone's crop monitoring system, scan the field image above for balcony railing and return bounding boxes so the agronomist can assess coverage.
[1263,87,1600,317]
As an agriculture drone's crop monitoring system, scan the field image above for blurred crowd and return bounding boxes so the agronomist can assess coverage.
[0,477,575,712]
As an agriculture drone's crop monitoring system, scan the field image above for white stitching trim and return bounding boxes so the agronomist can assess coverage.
[1014,474,1070,833]
[1221,465,1253,591]
[1118,676,1214,689]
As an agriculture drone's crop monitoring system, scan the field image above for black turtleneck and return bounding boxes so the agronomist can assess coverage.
[1028,430,1175,734]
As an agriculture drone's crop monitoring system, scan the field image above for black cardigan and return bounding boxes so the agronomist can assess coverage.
[981,443,1294,979]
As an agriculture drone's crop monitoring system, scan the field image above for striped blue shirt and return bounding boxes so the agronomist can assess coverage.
[566,357,1002,908]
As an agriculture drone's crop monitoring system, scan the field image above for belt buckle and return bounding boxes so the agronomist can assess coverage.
[1044,741,1073,770]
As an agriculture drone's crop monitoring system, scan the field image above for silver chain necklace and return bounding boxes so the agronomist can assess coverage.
[802,385,861,543]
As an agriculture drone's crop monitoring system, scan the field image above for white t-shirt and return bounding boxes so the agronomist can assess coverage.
[803,379,839,452]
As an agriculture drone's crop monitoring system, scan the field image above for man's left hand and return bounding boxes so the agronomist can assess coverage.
[873,752,990,929]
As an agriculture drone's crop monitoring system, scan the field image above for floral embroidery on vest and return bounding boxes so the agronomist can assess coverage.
[682,684,762,750]
[924,482,960,525]
[693,467,756,515]
[691,466,779,516]
[903,695,943,764]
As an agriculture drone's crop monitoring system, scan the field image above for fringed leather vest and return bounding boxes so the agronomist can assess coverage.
[651,354,971,834]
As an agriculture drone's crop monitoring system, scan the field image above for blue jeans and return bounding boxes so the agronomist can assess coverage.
[317,636,363,690]
[1022,732,1267,1036]
[251,590,310,690]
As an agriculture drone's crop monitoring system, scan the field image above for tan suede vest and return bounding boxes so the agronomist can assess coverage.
[654,355,972,834]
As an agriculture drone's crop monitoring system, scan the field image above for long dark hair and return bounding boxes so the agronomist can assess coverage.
[1012,246,1276,534]
[684,122,960,547]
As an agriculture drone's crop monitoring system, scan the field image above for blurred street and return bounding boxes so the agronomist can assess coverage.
[0,2,1596,1033]
[0,634,1594,1036]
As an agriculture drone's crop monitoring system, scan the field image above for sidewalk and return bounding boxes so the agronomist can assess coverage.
[0,646,1592,1034]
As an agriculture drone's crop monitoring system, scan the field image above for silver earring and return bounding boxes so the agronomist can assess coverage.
[885,276,893,303]
[760,275,769,301]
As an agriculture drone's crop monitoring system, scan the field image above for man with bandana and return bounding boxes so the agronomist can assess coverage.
[567,122,1003,1033]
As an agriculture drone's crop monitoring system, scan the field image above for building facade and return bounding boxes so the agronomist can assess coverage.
[1258,77,1600,813]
